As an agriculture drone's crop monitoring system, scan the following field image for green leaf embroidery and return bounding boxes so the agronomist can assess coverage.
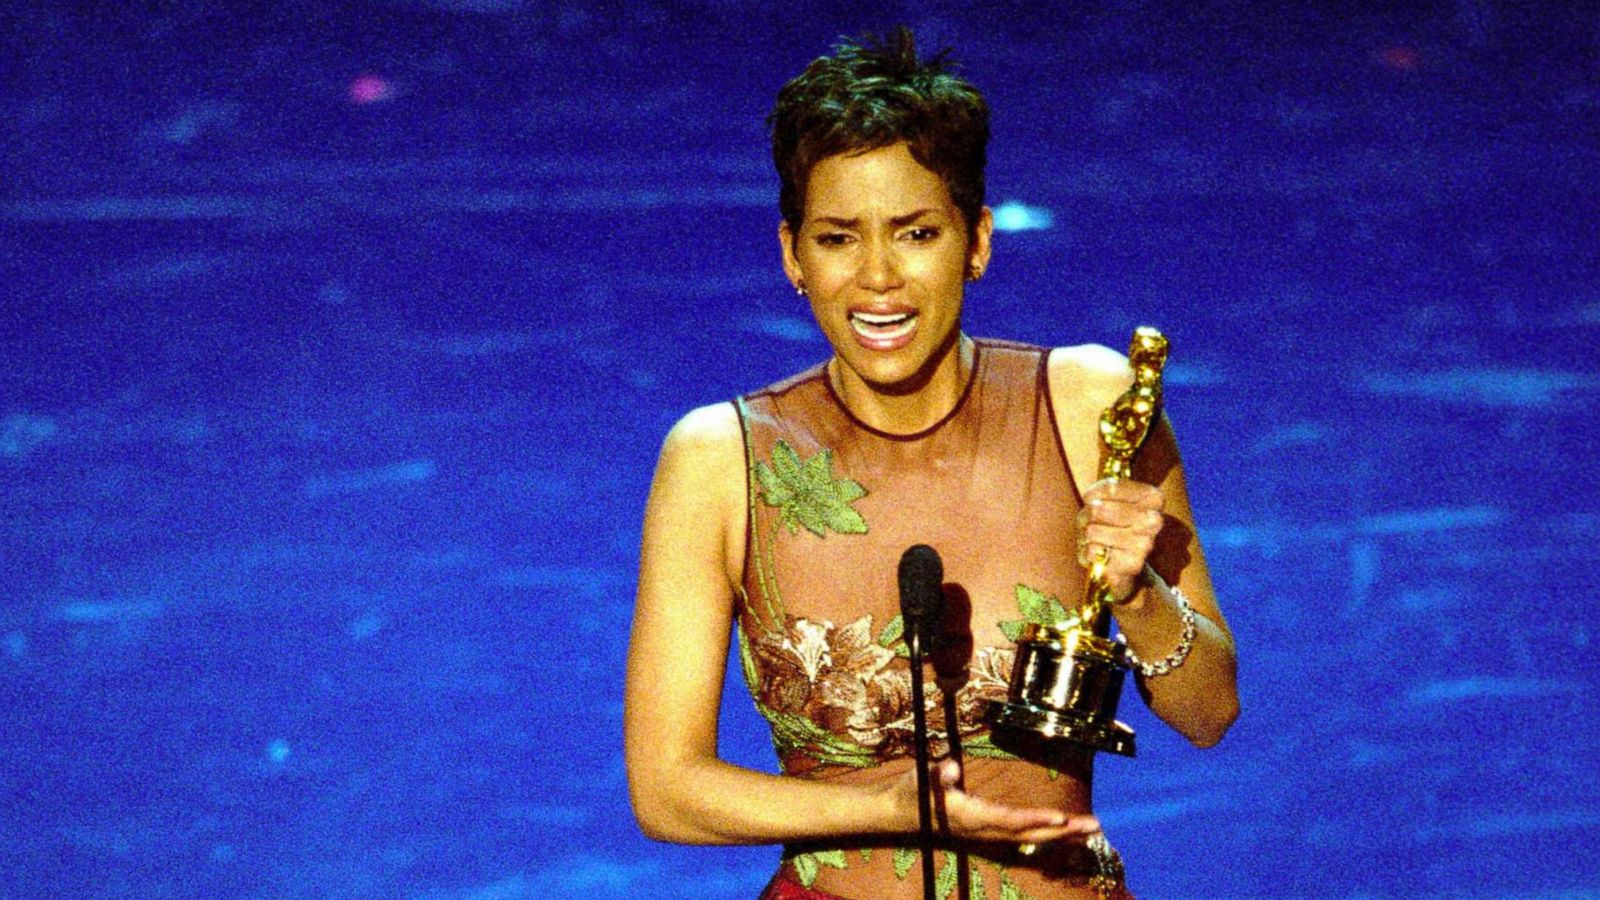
[1015,584,1068,624]
[999,584,1073,639]
[755,466,790,509]
[736,625,759,695]
[813,849,848,870]
[771,439,802,488]
[893,846,918,880]
[793,853,819,887]
[787,848,848,889]
[934,850,959,900]
[739,400,787,630]
[963,731,1022,761]
[757,705,877,769]
[969,859,986,900]
[999,867,1025,900]
[877,613,904,647]
[755,440,868,537]
[859,847,872,862]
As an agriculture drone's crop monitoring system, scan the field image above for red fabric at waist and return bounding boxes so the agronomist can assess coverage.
[757,860,1137,900]
[759,866,850,900]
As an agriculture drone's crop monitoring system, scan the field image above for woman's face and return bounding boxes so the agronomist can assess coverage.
[781,142,992,393]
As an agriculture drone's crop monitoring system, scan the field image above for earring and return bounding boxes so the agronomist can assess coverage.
[795,281,808,297]
[967,264,984,282]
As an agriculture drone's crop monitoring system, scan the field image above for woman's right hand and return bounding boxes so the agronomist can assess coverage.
[880,759,1102,845]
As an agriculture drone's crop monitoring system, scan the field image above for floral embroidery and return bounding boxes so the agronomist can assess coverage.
[893,846,917,880]
[754,439,868,537]
[790,848,849,888]
[998,583,1078,641]
[741,614,1018,771]
[874,612,912,658]
[744,614,901,765]
[888,849,1043,900]
[789,845,1062,898]
[784,619,835,682]
[780,815,1120,898]
[933,850,959,898]
[737,420,870,632]
[737,624,877,769]
[999,866,1026,900]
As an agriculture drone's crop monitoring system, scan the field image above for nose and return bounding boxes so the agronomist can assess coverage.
[857,235,904,293]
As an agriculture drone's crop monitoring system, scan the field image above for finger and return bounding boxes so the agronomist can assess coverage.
[1083,525,1157,556]
[1080,545,1145,599]
[1088,479,1163,509]
[937,758,961,788]
[1130,483,1165,510]
[950,795,1102,842]
[1084,502,1164,532]
[1083,478,1117,501]
[950,793,1067,830]
[1012,818,1104,844]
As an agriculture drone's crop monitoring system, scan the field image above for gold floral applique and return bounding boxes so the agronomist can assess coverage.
[740,613,1025,771]
[741,614,902,769]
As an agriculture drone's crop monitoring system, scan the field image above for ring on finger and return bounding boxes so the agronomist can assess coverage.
[1088,545,1110,582]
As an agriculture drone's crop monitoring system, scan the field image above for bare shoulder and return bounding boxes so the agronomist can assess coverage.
[662,401,743,459]
[655,401,746,497]
[647,402,748,589]
[1047,343,1135,411]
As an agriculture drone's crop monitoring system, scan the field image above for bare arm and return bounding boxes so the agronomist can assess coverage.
[624,403,1095,844]
[1049,346,1240,747]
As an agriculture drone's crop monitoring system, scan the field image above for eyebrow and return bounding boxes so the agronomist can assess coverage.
[812,208,943,229]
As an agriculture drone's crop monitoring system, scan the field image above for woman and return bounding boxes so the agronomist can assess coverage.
[625,29,1237,900]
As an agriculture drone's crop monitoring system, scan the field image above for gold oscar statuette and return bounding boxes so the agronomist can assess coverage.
[984,327,1170,757]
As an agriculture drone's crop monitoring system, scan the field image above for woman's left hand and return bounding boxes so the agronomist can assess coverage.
[1076,478,1165,602]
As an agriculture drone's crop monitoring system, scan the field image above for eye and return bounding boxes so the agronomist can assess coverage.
[814,232,854,247]
[903,226,941,243]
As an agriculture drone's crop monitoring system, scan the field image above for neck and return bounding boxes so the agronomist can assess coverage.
[830,333,975,435]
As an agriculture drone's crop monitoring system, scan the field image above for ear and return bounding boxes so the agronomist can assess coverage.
[778,220,803,290]
[968,206,995,277]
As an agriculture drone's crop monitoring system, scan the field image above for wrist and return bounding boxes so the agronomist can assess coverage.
[1113,565,1163,617]
[1117,577,1198,679]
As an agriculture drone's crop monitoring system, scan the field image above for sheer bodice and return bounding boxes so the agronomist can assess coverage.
[734,340,1129,899]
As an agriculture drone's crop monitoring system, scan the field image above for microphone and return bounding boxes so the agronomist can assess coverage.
[897,543,943,900]
[898,544,945,648]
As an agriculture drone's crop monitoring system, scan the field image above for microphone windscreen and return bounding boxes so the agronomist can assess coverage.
[897,544,944,625]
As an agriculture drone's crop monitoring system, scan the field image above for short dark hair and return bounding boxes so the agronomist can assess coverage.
[768,28,990,238]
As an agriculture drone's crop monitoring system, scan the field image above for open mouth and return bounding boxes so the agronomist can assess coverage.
[848,310,918,342]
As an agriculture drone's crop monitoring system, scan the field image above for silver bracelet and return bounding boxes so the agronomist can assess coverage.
[1118,583,1197,678]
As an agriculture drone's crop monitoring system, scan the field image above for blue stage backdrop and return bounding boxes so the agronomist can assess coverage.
[3,2,1597,897]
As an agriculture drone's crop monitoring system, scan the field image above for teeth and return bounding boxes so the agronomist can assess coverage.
[850,311,917,341]
[853,311,911,326]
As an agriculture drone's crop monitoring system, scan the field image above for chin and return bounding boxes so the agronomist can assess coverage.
[845,351,935,394]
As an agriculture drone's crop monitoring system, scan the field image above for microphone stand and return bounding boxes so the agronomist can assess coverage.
[906,624,937,900]
[898,543,944,900]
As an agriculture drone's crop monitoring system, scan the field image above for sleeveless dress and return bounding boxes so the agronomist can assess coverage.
[735,339,1134,900]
